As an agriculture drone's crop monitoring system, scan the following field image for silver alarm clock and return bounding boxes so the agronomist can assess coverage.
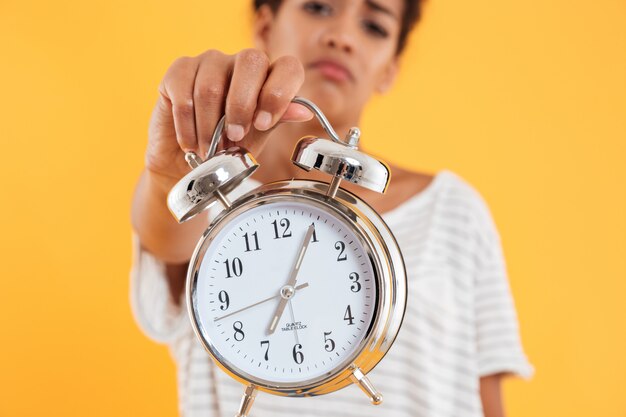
[167,97,407,417]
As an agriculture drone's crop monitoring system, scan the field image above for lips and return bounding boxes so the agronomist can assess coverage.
[309,59,354,83]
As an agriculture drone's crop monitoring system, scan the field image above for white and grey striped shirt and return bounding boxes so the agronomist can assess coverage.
[130,169,533,417]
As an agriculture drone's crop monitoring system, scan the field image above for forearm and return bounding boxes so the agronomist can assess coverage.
[131,169,208,264]
[480,373,506,417]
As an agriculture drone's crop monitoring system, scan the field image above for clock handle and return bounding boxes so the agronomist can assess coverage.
[350,366,383,405]
[291,97,361,148]
[195,96,360,164]
[235,384,258,417]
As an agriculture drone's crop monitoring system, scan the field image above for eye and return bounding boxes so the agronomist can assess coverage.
[362,19,389,38]
[302,1,333,17]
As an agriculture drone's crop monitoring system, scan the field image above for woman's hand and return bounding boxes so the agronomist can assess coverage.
[145,48,312,192]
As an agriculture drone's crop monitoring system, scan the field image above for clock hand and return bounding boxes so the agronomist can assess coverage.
[214,282,309,322]
[288,300,300,345]
[267,224,316,335]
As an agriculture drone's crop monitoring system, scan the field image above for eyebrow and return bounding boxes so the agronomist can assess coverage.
[365,0,399,20]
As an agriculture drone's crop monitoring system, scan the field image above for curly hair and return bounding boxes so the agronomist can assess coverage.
[253,0,424,54]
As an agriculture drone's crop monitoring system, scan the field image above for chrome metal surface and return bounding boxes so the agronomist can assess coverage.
[206,115,227,159]
[201,97,358,149]
[186,180,407,398]
[167,148,258,222]
[292,97,347,145]
[350,366,383,405]
[280,285,295,299]
[292,137,391,193]
[185,152,203,168]
[345,127,361,148]
[214,188,232,209]
[170,96,379,224]
[176,96,404,414]
[326,176,342,198]
[235,385,257,417]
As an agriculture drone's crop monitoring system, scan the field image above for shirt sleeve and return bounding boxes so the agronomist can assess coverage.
[129,178,263,345]
[129,233,189,344]
[472,194,534,380]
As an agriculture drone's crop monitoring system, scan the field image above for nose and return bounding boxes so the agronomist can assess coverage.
[320,24,355,54]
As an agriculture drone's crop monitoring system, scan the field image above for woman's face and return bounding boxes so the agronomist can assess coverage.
[255,0,403,125]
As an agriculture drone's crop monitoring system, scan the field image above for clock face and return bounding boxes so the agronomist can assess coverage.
[192,200,378,385]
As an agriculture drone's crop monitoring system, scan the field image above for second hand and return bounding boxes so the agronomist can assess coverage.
[214,282,310,322]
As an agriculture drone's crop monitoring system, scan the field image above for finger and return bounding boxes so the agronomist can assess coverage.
[159,56,200,152]
[193,50,233,158]
[229,101,314,157]
[278,102,314,123]
[225,49,270,142]
[146,95,187,175]
[253,55,306,131]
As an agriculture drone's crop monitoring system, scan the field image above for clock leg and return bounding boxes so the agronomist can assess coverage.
[235,384,257,417]
[350,366,383,405]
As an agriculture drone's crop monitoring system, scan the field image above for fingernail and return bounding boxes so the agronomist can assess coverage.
[254,111,272,131]
[226,123,244,141]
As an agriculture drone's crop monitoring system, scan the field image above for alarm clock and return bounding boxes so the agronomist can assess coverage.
[167,97,407,417]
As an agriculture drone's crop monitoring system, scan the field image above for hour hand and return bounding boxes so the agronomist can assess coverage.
[267,297,289,335]
[267,224,315,334]
[266,283,297,334]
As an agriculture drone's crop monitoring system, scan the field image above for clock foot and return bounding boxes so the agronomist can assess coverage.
[235,384,257,417]
[350,366,383,405]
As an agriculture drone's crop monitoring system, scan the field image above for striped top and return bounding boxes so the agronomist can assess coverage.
[130,169,533,417]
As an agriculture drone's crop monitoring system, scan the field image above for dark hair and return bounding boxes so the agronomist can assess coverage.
[253,0,424,55]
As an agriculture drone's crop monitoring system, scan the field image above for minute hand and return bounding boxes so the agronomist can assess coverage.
[267,223,315,335]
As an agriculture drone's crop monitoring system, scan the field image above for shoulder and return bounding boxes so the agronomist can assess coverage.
[438,170,495,220]
[393,165,493,214]
[438,170,504,254]
[394,166,501,239]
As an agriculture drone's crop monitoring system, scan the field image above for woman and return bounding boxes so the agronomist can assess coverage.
[131,1,533,416]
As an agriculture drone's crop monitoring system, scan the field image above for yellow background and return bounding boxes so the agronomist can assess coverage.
[1,0,624,415]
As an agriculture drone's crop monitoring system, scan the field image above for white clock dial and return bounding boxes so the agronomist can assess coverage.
[193,200,377,384]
